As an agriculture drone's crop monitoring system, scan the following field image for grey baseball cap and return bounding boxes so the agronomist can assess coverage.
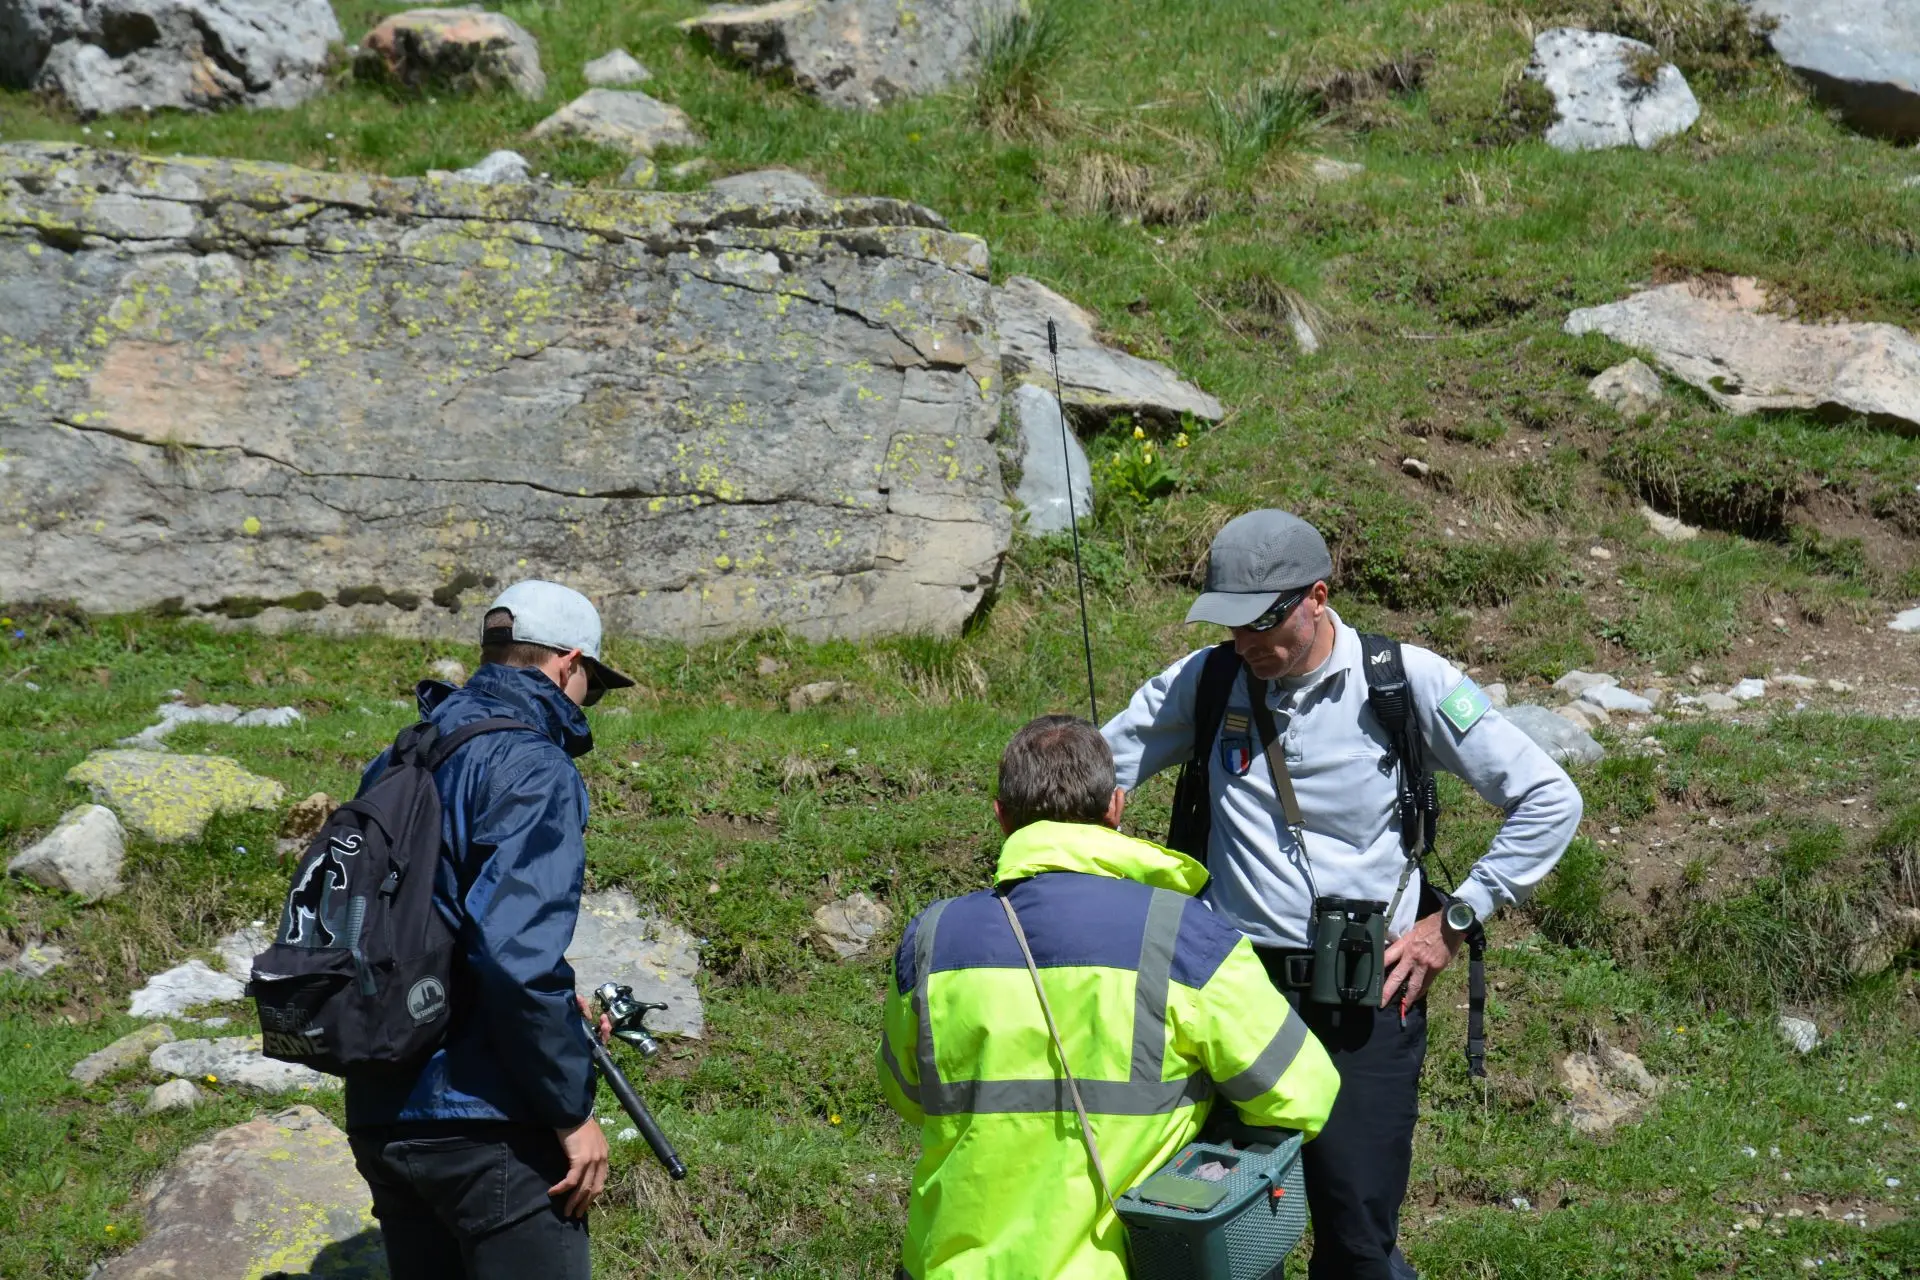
[482,580,635,694]
[1185,510,1333,627]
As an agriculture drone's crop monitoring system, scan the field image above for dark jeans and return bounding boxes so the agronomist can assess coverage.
[1261,954,1427,1280]
[349,1122,590,1280]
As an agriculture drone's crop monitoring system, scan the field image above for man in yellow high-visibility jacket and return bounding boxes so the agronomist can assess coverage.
[879,715,1341,1279]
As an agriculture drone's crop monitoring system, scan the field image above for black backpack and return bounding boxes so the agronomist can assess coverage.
[250,717,533,1076]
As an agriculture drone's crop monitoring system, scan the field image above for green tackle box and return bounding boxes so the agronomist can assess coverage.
[1115,1118,1307,1280]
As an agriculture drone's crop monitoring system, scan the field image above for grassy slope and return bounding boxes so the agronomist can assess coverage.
[3,0,1919,1276]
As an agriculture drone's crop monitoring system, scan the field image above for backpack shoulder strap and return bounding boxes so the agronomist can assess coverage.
[425,717,541,769]
[1358,634,1435,858]
[1190,642,1242,764]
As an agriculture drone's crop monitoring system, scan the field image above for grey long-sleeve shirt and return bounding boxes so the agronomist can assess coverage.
[1103,611,1583,949]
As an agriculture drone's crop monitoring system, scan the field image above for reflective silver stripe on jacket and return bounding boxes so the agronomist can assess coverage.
[1216,1016,1309,1102]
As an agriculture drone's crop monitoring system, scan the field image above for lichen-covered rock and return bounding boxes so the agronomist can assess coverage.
[71,1022,176,1086]
[529,88,702,154]
[95,1105,380,1279]
[356,7,546,101]
[1524,28,1699,152]
[565,890,703,1038]
[682,0,1022,110]
[1751,1,1920,142]
[995,276,1223,428]
[0,144,1010,643]
[65,749,284,843]
[1588,357,1664,416]
[9,803,126,901]
[1566,277,1920,430]
[0,0,340,119]
[145,1077,203,1113]
[149,1035,334,1091]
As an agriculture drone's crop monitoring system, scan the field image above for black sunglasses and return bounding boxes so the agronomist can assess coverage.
[1241,588,1310,633]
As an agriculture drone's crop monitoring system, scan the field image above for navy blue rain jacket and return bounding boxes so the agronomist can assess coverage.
[344,663,598,1131]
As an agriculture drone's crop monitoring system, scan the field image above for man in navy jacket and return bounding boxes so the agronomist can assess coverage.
[346,580,635,1279]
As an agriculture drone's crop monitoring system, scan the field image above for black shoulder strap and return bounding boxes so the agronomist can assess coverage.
[1190,642,1242,764]
[420,717,541,770]
[1358,634,1436,858]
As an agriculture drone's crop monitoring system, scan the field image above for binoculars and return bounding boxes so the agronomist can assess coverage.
[1308,897,1386,1010]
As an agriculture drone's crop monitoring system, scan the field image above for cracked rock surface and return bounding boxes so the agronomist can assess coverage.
[0,144,1010,642]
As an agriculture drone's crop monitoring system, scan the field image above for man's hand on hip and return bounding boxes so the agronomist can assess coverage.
[1380,911,1462,1016]
[550,1118,610,1218]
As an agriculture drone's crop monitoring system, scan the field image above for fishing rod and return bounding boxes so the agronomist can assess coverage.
[1048,318,1099,725]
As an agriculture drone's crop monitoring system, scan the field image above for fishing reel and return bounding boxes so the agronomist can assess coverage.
[593,982,669,1058]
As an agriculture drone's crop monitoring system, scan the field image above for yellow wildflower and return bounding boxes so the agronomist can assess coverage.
[205,1074,218,1083]
[829,1113,843,1126]
[1131,425,1145,440]
[1142,451,1154,466]
[1175,433,1190,448]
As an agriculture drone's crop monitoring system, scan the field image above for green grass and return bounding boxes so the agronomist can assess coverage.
[4,0,1920,1274]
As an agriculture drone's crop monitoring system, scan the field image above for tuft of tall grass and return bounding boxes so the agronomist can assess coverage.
[970,1,1070,138]
[1206,75,1324,173]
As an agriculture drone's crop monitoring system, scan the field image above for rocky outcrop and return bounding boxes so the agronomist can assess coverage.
[812,891,892,960]
[682,0,1021,110]
[9,803,126,901]
[0,0,339,119]
[70,1023,175,1086]
[129,959,247,1017]
[1010,383,1090,534]
[1566,277,1920,431]
[996,276,1223,428]
[96,1106,380,1279]
[585,49,650,87]
[710,168,827,203]
[1751,1,1920,142]
[0,144,1009,642]
[1524,28,1699,152]
[566,890,704,1038]
[356,7,546,101]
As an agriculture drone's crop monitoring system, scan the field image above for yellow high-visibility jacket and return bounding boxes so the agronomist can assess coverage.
[879,820,1340,1280]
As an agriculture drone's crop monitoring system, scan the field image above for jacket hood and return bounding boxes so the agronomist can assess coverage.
[416,663,594,758]
[995,821,1209,896]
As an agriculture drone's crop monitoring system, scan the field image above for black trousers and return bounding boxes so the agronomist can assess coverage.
[349,1122,591,1280]
[1261,956,1427,1280]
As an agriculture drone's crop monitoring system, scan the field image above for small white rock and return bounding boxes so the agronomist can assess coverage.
[145,1077,202,1114]
[616,1126,639,1142]
[1639,505,1700,542]
[1890,607,1920,634]
[1581,685,1654,714]
[1730,678,1767,702]
[584,50,651,87]
[1552,670,1618,696]
[1402,457,1431,479]
[1589,546,1612,560]
[1510,1195,1531,1211]
[1777,1015,1818,1054]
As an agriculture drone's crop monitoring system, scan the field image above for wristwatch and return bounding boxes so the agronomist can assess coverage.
[1443,899,1477,935]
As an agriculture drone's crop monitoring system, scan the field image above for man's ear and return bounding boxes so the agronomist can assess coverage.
[993,798,1016,836]
[1103,786,1126,829]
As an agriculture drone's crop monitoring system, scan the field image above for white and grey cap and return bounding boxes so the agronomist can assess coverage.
[1185,509,1334,627]
[482,580,636,693]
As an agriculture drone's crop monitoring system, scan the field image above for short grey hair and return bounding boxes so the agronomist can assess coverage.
[997,715,1115,832]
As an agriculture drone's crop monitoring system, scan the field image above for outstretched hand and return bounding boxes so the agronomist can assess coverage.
[1380,911,1461,1016]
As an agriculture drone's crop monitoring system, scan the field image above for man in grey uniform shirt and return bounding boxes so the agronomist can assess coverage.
[1103,509,1582,1279]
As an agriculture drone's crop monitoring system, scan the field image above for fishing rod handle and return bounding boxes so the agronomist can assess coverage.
[586,1022,689,1180]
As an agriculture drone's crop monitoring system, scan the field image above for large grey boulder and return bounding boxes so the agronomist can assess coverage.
[95,1106,381,1279]
[1010,383,1091,534]
[1566,277,1920,431]
[1750,1,1920,142]
[0,0,340,119]
[0,144,1010,643]
[9,803,126,901]
[682,0,1021,110]
[565,890,704,1038]
[65,749,284,843]
[357,7,546,102]
[996,276,1223,428]
[530,88,702,154]
[1525,28,1700,152]
[1503,704,1605,766]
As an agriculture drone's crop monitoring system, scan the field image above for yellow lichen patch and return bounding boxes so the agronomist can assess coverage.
[66,750,285,844]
